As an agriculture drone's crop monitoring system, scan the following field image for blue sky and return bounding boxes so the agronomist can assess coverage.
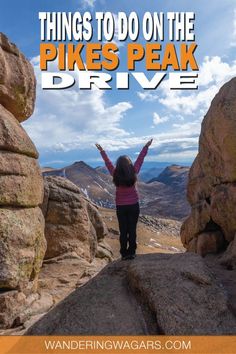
[1,0,236,168]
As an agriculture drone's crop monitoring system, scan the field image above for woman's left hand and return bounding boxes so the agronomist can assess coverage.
[145,139,153,147]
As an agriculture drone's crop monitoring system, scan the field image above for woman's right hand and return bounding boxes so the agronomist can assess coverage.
[95,143,104,152]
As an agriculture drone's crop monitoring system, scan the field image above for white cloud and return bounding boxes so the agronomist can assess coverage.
[96,119,200,161]
[145,149,197,162]
[171,120,201,137]
[159,84,219,115]
[28,52,236,164]
[137,56,236,116]
[198,56,236,86]
[25,54,201,163]
[23,57,132,152]
[153,112,169,125]
[137,91,157,102]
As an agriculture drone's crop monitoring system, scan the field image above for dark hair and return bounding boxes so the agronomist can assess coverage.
[113,155,137,187]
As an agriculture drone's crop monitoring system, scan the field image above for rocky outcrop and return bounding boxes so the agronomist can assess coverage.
[0,33,36,122]
[0,177,113,334]
[26,253,236,335]
[0,33,46,328]
[42,176,112,262]
[181,78,236,266]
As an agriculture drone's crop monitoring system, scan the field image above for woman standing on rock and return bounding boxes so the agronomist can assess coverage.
[95,139,153,260]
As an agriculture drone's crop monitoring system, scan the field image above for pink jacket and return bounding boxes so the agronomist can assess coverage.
[100,146,148,205]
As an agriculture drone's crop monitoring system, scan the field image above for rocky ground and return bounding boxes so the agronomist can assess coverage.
[26,253,236,335]
[204,253,236,317]
[0,254,108,335]
[0,206,184,335]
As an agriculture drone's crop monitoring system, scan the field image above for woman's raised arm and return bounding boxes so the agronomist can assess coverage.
[134,139,153,174]
[95,144,115,176]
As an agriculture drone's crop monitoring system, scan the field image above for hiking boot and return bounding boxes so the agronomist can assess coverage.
[127,254,136,260]
[121,255,130,261]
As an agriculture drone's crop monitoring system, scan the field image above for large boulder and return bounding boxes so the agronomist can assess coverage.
[0,33,36,122]
[0,152,43,207]
[0,34,46,328]
[0,208,45,290]
[26,253,236,335]
[181,78,236,264]
[43,176,112,262]
[0,105,38,158]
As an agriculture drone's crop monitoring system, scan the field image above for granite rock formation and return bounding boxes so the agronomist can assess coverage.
[42,176,112,262]
[26,253,236,335]
[0,32,36,121]
[0,33,46,328]
[181,78,236,267]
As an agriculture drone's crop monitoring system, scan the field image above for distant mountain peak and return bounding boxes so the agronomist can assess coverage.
[168,164,188,170]
[69,161,95,171]
[147,164,189,187]
[72,161,88,166]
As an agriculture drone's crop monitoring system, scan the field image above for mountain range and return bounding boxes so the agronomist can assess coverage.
[42,162,190,220]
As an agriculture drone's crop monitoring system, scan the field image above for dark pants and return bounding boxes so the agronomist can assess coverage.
[116,203,140,257]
